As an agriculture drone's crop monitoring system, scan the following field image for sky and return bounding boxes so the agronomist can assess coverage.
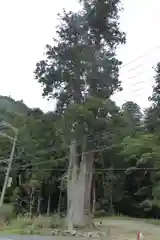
[0,0,160,112]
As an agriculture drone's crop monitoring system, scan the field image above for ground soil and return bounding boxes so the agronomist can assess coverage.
[97,218,160,240]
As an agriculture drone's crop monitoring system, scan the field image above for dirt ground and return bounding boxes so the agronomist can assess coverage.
[1,217,160,239]
[98,218,160,240]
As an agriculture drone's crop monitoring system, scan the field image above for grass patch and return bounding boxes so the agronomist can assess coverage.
[0,214,64,235]
[1,213,160,236]
[0,204,15,222]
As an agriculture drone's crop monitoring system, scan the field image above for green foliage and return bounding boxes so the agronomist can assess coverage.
[35,0,125,112]
[1,95,160,219]
[145,62,160,133]
[0,96,29,115]
[2,0,160,222]
[121,101,143,136]
[0,204,15,223]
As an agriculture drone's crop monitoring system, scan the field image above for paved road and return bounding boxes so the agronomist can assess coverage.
[100,219,160,234]
[0,236,86,240]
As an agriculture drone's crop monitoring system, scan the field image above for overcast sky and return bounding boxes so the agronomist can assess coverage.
[0,0,160,112]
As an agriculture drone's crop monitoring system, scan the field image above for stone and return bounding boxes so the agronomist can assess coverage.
[71,230,77,236]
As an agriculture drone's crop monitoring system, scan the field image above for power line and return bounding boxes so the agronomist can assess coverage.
[0,77,152,171]
[120,64,154,88]
[0,81,152,172]
[20,69,159,155]
[16,143,121,169]
[0,141,122,172]
[7,137,160,172]
[0,129,123,174]
[0,97,144,166]
[14,129,120,158]
[0,126,120,165]
[0,166,158,173]
[0,103,147,163]
[114,68,154,102]
[4,167,160,172]
[0,53,159,173]
[120,45,160,69]
[121,57,155,76]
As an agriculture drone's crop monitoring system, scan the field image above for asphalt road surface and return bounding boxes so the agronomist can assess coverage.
[100,219,160,234]
[0,237,86,240]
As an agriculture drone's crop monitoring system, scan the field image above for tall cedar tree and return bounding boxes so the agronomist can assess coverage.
[35,0,125,227]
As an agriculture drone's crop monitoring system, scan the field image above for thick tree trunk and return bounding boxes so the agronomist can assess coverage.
[92,175,96,215]
[47,196,51,216]
[79,150,93,225]
[29,193,34,217]
[58,181,62,216]
[37,196,41,215]
[66,139,94,229]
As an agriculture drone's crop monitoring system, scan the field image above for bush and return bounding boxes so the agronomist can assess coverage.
[0,204,15,225]
[94,209,107,217]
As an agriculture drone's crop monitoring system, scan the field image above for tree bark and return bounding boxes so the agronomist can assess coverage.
[47,196,51,216]
[29,193,34,217]
[66,138,94,228]
[58,181,62,216]
[92,175,96,215]
[37,196,41,215]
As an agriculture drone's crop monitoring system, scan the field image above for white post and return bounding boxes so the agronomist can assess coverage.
[137,232,144,240]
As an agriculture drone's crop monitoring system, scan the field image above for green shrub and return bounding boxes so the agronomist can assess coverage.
[94,209,107,217]
[0,204,15,224]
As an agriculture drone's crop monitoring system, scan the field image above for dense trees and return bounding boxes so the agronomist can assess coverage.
[1,0,160,226]
[1,80,160,219]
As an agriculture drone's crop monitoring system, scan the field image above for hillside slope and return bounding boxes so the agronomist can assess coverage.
[0,96,29,115]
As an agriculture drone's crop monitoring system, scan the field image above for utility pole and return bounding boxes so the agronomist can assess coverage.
[0,129,18,208]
